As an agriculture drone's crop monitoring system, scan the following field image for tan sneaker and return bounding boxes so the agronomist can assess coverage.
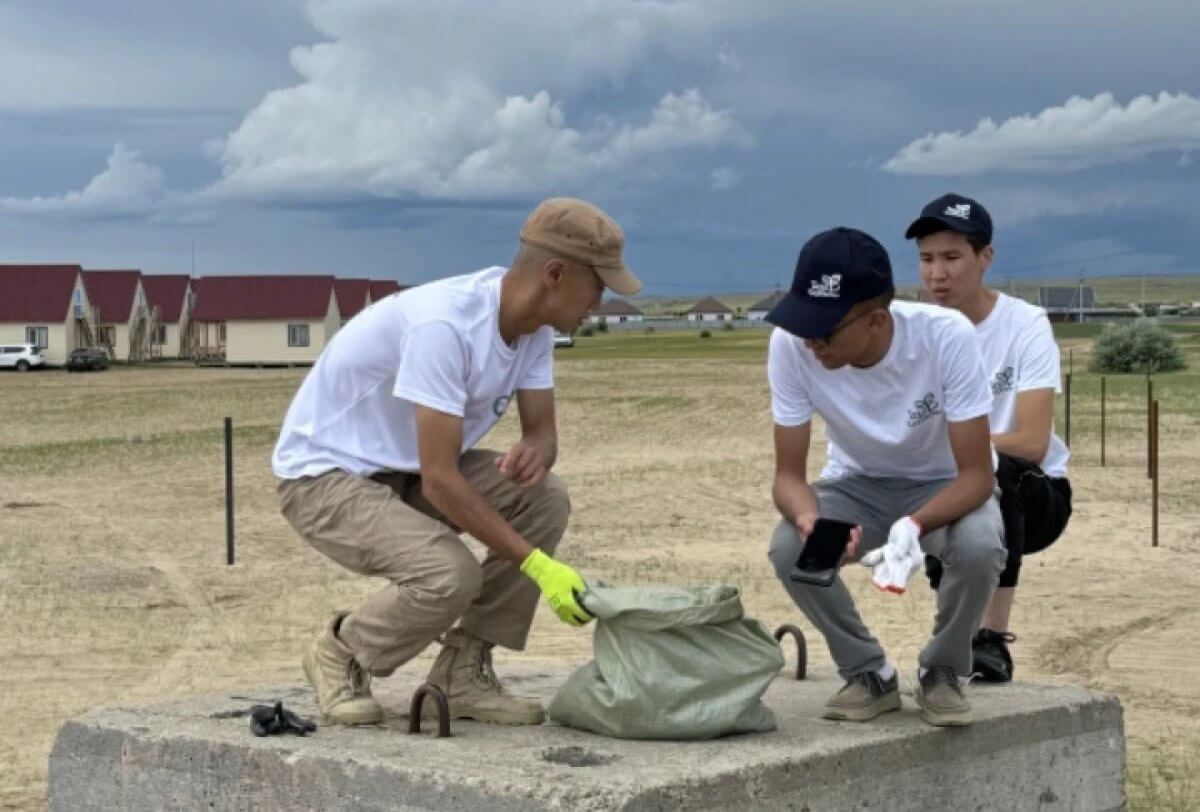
[423,629,544,725]
[915,665,972,727]
[301,615,383,726]
[822,670,902,721]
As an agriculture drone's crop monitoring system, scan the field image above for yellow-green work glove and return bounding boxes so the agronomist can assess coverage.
[520,550,592,627]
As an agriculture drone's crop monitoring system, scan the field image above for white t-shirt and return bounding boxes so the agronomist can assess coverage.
[975,293,1069,477]
[768,300,993,481]
[272,266,554,479]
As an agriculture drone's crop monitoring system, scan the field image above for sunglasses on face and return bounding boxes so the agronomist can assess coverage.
[810,307,877,346]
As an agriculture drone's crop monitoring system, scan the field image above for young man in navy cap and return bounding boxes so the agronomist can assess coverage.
[907,194,1073,682]
[765,227,1005,726]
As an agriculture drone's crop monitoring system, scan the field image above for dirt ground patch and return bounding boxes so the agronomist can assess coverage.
[2,357,1199,809]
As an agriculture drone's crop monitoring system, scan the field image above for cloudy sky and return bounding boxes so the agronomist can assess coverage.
[2,0,1199,294]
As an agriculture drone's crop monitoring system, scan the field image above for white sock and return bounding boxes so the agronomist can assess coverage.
[878,662,896,680]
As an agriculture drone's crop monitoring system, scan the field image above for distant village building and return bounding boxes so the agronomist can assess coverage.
[82,270,156,362]
[141,274,193,359]
[1036,285,1134,322]
[0,264,97,366]
[1038,286,1095,312]
[335,279,372,326]
[191,275,340,365]
[369,279,406,302]
[589,298,645,325]
[747,291,786,321]
[685,296,734,322]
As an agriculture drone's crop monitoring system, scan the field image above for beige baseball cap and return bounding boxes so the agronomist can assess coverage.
[519,197,642,296]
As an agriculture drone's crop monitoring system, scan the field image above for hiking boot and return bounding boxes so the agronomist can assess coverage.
[821,670,902,722]
[972,628,1016,683]
[301,615,383,726]
[423,628,544,725]
[915,665,972,727]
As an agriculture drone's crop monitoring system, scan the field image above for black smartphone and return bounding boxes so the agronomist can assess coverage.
[788,518,857,587]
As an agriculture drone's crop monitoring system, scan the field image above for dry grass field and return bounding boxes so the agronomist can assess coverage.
[2,330,1199,809]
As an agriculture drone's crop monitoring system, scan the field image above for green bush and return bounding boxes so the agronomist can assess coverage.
[596,320,609,333]
[579,326,595,337]
[643,326,655,334]
[699,329,712,339]
[723,320,734,331]
[1088,319,1186,374]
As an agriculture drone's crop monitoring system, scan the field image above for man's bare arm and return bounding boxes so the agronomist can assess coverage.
[773,422,820,535]
[992,388,1053,463]
[415,405,532,563]
[911,415,995,533]
[515,388,558,468]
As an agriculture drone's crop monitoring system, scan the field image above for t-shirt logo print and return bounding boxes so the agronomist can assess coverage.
[991,366,1015,395]
[807,273,842,299]
[907,392,943,427]
[944,203,971,220]
[492,394,513,417]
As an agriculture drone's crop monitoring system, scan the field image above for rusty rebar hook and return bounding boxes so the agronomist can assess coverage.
[407,683,451,738]
[774,624,807,680]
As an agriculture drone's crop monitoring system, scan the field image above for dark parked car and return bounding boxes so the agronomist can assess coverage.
[66,347,110,372]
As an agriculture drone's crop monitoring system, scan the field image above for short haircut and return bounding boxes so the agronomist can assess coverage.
[849,289,894,317]
[911,221,990,254]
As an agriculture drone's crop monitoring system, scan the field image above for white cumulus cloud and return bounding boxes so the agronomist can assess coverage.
[0,142,167,215]
[884,91,1200,175]
[207,0,753,201]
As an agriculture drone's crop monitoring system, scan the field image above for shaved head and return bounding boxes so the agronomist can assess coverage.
[512,241,559,274]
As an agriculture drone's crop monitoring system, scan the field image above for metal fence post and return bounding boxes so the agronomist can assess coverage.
[1151,400,1159,548]
[1146,377,1153,479]
[225,417,235,565]
[1100,376,1106,467]
[1064,374,1072,448]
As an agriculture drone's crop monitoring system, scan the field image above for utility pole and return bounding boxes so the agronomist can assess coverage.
[190,240,196,276]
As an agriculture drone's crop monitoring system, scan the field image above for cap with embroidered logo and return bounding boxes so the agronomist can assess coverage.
[766,227,894,340]
[905,193,993,243]
[520,197,642,296]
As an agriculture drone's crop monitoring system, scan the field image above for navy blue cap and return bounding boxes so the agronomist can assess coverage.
[766,227,894,339]
[905,193,993,243]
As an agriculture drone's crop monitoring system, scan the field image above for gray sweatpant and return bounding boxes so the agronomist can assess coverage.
[767,475,1005,679]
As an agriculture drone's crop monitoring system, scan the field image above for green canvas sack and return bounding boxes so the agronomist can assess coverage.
[547,584,784,739]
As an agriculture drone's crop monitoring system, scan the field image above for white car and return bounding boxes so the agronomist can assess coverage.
[0,343,46,372]
[553,331,575,348]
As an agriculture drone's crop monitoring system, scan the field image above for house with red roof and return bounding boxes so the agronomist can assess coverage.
[190,275,340,364]
[334,278,371,326]
[142,274,193,359]
[0,264,98,366]
[82,269,155,362]
[368,279,406,302]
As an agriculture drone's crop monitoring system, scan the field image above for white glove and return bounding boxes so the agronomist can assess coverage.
[860,516,923,594]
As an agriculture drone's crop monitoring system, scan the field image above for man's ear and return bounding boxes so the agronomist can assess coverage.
[978,244,995,273]
[543,258,566,286]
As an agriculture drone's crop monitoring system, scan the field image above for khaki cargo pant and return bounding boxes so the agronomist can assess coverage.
[278,449,570,677]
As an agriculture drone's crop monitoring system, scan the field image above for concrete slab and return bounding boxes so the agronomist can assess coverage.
[49,667,1124,811]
